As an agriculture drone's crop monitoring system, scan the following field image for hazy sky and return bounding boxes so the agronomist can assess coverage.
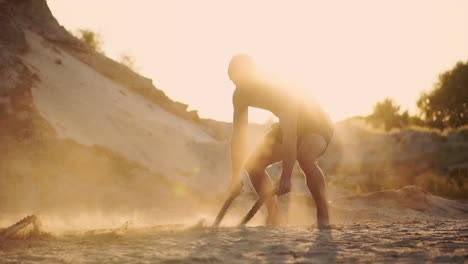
[47,0,468,123]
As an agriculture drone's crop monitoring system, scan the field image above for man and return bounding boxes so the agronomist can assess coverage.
[227,54,334,227]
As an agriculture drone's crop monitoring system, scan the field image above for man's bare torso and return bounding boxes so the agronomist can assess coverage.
[233,77,334,143]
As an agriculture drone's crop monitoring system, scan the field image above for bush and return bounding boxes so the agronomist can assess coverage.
[415,171,468,199]
[76,28,104,53]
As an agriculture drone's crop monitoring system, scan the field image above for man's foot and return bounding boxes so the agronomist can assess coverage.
[266,212,283,226]
[317,216,330,229]
[265,195,283,226]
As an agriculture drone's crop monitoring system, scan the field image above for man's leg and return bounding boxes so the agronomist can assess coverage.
[244,133,282,225]
[297,134,330,228]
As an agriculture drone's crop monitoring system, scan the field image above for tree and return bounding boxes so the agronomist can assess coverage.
[76,29,104,53]
[417,61,468,130]
[367,98,402,131]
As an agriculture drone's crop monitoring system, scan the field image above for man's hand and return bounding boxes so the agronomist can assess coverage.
[276,176,291,196]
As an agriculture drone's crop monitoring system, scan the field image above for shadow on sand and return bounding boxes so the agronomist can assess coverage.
[302,229,338,263]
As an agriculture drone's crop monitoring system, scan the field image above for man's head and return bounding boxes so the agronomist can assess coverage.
[228,54,256,84]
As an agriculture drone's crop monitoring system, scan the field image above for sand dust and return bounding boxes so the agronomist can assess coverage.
[1,186,467,263]
[0,221,467,263]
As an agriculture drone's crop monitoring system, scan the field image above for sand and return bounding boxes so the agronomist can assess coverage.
[21,31,231,193]
[1,186,467,264]
[0,221,467,263]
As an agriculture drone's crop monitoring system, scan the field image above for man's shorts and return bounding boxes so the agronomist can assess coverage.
[266,123,330,157]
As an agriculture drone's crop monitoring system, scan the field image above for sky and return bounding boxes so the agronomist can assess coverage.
[47,0,468,123]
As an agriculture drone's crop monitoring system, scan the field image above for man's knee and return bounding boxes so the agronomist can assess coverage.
[245,158,266,176]
[245,159,274,194]
[297,152,319,169]
[298,159,319,177]
[300,161,326,188]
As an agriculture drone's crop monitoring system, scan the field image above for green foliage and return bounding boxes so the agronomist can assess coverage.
[366,98,402,131]
[416,171,468,199]
[76,29,104,53]
[119,53,139,73]
[417,61,468,130]
[366,98,424,131]
[329,164,468,199]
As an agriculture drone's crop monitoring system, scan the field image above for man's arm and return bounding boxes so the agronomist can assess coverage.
[277,107,298,195]
[230,92,248,194]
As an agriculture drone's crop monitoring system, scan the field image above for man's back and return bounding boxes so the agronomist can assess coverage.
[233,74,334,143]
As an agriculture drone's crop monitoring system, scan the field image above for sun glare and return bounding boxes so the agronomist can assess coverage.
[47,0,468,123]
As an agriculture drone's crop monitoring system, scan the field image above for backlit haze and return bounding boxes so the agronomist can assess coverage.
[48,0,468,123]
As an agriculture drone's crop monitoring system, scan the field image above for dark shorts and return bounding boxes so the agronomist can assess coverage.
[266,123,331,157]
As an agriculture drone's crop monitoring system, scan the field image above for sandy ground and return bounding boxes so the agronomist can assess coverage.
[0,221,467,264]
[1,184,467,263]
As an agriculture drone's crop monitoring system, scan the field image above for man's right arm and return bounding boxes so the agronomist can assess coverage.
[230,91,248,194]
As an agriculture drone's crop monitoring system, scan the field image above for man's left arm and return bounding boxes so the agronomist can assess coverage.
[277,107,298,195]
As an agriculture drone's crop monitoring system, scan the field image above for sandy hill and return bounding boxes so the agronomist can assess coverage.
[320,120,468,197]
[0,0,232,226]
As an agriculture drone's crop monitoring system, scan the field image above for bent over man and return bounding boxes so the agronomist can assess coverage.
[227,54,334,228]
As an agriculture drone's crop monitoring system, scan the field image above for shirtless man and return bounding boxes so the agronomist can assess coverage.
[227,54,334,227]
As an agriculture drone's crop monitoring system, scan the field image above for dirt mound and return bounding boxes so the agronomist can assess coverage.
[331,186,468,223]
